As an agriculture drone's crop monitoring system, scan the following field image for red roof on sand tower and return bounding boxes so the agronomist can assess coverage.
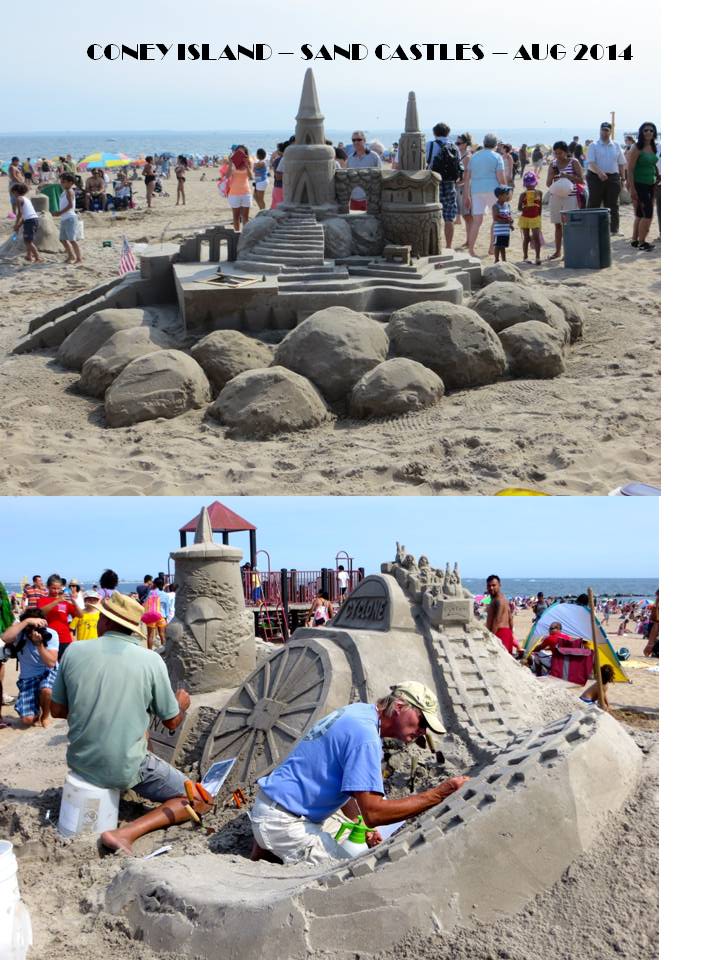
[179,500,257,533]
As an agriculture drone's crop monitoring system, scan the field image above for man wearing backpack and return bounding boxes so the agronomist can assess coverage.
[427,122,463,249]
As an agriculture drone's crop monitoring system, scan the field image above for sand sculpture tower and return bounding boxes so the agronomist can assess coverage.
[163,506,255,693]
[282,68,337,207]
[398,91,426,172]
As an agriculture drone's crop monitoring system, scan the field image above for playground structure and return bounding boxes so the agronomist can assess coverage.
[110,541,643,957]
[174,501,364,642]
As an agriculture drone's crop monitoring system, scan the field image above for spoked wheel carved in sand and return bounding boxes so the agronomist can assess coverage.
[202,641,332,791]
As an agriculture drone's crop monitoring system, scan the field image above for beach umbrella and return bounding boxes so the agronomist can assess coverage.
[78,152,134,169]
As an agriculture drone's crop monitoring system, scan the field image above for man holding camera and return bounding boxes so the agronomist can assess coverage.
[1,608,59,727]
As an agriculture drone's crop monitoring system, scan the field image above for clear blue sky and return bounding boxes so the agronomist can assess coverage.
[0,497,657,582]
[0,0,659,132]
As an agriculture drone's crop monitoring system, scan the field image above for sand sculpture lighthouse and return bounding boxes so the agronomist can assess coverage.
[282,68,337,208]
[163,506,255,693]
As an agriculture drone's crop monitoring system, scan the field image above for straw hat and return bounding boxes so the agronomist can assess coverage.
[100,592,145,636]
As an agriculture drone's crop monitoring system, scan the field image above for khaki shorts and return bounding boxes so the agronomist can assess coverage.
[248,788,355,865]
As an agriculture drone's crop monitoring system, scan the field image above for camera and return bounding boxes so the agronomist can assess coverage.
[25,625,52,647]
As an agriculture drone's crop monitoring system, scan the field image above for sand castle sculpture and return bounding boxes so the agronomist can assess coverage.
[106,543,642,958]
[13,69,587,435]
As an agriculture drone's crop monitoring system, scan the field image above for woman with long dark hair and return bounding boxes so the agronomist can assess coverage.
[626,122,659,251]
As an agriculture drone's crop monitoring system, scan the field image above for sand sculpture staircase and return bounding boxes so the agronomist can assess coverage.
[235,207,348,285]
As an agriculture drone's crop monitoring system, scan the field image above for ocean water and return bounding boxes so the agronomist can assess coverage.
[463,577,658,600]
[0,127,602,164]
[3,576,657,601]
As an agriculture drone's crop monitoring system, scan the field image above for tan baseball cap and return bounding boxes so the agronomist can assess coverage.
[391,681,446,734]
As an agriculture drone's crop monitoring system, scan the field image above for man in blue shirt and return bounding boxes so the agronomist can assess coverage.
[1,608,59,727]
[249,681,469,865]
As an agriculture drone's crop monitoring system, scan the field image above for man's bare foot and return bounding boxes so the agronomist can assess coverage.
[547,252,561,260]
[40,716,52,728]
[250,840,283,864]
[100,829,134,855]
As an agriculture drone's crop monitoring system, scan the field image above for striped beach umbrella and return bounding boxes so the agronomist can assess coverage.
[78,152,134,169]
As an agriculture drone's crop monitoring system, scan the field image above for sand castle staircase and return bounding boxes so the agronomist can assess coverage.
[235,207,348,284]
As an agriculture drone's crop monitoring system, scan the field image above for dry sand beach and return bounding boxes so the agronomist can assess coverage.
[0,607,658,959]
[0,170,659,497]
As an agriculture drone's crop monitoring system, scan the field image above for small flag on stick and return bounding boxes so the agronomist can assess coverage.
[119,235,137,275]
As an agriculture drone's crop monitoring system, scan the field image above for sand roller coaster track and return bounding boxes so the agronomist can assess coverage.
[202,641,334,792]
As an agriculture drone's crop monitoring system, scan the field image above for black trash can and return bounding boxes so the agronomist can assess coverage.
[562,207,612,269]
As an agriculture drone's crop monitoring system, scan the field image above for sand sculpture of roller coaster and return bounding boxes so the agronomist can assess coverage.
[108,542,643,959]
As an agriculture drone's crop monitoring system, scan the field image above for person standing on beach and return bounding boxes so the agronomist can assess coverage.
[52,173,82,264]
[626,122,659,251]
[517,171,543,264]
[426,122,463,249]
[174,155,188,206]
[586,122,626,235]
[485,575,521,656]
[10,185,41,263]
[36,575,83,661]
[8,157,24,210]
[252,148,269,209]
[142,156,156,208]
[50,592,212,854]
[226,145,254,232]
[347,131,382,211]
[23,575,48,610]
[97,569,119,601]
[464,133,507,258]
[545,141,584,260]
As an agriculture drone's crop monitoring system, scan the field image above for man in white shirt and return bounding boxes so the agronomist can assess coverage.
[347,131,382,211]
[586,122,627,234]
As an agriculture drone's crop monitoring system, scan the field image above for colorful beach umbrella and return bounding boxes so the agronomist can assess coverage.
[78,152,134,169]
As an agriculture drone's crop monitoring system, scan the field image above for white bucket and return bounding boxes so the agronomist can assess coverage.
[57,771,120,838]
[0,840,33,960]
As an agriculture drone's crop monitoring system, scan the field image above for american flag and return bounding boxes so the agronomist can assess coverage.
[119,235,137,275]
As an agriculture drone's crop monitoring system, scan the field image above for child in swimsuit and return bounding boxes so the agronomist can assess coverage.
[518,171,543,264]
[579,665,615,711]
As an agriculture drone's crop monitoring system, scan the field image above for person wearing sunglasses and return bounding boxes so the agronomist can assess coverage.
[249,681,469,865]
[346,130,382,211]
[626,122,659,251]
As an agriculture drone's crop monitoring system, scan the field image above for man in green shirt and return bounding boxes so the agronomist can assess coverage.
[51,592,211,854]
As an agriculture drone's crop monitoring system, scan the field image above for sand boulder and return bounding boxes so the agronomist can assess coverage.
[105,349,211,427]
[209,366,331,439]
[58,308,151,371]
[480,262,525,287]
[323,217,353,259]
[387,301,506,390]
[78,326,176,398]
[190,331,274,396]
[499,321,566,379]
[468,282,570,344]
[349,358,444,419]
[274,306,388,402]
[542,288,586,343]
